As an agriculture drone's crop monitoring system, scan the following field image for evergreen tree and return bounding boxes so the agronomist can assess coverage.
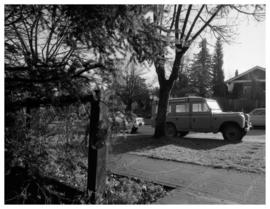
[189,39,212,97]
[212,37,227,97]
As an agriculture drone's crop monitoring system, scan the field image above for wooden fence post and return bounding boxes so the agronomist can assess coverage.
[87,90,107,204]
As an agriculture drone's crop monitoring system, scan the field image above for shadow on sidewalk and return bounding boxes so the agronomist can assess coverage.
[110,134,231,155]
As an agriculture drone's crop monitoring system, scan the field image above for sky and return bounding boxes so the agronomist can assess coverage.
[223,19,265,80]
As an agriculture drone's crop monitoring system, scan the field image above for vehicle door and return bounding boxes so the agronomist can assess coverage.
[191,102,211,131]
[173,102,190,131]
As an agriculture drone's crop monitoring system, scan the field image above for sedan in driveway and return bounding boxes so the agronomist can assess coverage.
[249,108,265,127]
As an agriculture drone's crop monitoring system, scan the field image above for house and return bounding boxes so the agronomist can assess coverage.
[226,66,265,100]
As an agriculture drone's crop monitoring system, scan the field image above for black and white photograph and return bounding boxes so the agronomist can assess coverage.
[3,1,267,205]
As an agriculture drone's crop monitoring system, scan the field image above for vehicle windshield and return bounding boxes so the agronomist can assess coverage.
[206,100,222,112]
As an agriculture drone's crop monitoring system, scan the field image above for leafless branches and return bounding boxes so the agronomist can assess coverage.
[152,3,265,91]
[5,5,109,88]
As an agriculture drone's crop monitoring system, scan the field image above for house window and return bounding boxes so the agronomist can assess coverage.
[176,103,189,113]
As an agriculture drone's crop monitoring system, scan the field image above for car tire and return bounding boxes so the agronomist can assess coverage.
[179,131,189,137]
[222,124,243,143]
[165,123,177,137]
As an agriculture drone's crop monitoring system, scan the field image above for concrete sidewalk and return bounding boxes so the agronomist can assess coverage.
[108,154,265,204]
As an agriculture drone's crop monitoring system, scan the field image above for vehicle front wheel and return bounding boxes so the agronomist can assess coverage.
[222,124,243,143]
[165,123,177,137]
[179,131,189,137]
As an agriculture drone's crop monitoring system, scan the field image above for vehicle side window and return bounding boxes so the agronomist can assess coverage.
[176,103,189,113]
[192,103,209,112]
[203,103,209,112]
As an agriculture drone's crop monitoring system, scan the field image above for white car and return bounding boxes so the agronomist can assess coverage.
[249,108,265,127]
[135,117,145,127]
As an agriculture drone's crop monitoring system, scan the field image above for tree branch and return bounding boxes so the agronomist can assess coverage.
[175,5,182,41]
[45,7,57,62]
[11,23,30,58]
[180,5,192,44]
[185,5,205,42]
[34,14,41,61]
[198,16,232,43]
[73,63,106,77]
[230,5,265,16]
[48,24,68,60]
[190,5,223,43]
[169,5,177,32]
[20,17,34,57]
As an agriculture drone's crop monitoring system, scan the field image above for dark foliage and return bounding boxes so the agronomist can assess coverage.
[212,37,227,97]
[189,39,212,97]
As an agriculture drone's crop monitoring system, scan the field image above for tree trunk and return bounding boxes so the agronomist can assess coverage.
[154,84,171,138]
[153,52,184,138]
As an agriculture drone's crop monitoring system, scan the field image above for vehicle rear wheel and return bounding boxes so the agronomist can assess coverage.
[165,123,177,137]
[222,124,243,143]
[179,131,189,137]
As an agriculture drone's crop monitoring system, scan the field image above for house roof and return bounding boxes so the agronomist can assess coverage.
[226,66,265,83]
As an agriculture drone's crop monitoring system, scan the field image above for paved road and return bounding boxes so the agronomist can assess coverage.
[137,125,265,143]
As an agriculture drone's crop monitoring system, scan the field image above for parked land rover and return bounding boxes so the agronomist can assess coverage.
[152,96,251,142]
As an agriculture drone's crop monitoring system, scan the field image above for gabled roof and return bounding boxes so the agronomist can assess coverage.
[226,66,265,83]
